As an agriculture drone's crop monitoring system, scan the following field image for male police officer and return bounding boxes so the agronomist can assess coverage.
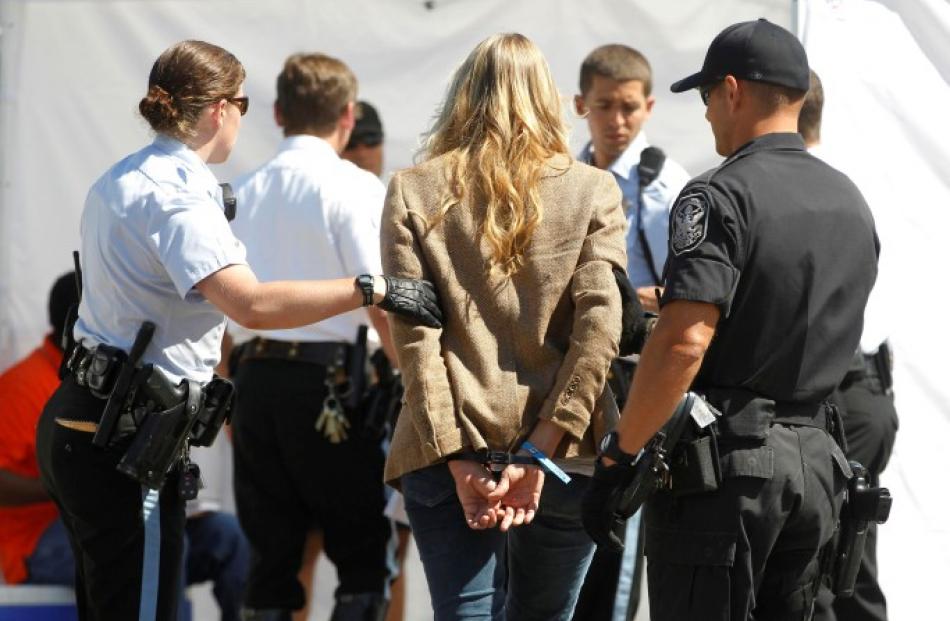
[583,19,879,620]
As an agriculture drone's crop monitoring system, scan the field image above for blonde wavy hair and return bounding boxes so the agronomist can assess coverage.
[422,33,570,277]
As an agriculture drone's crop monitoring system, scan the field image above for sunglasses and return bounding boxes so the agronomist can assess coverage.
[227,96,249,116]
[699,84,715,106]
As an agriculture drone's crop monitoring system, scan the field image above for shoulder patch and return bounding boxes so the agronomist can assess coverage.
[670,189,709,256]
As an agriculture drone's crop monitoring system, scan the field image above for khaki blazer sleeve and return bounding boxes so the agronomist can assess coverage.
[537,172,626,439]
[381,172,460,461]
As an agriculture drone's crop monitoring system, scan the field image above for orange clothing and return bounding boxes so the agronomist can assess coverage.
[0,337,62,583]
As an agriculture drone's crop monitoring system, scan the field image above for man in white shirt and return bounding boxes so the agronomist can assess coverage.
[572,44,690,621]
[228,53,395,621]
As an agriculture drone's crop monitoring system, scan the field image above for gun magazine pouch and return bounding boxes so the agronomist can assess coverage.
[670,433,722,497]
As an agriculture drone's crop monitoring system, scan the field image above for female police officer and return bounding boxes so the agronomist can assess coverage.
[34,40,440,621]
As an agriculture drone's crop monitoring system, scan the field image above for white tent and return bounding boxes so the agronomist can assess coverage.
[0,1,946,618]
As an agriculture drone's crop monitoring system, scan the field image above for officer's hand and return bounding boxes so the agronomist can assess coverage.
[377,276,443,329]
[489,464,544,532]
[447,460,502,530]
[581,458,638,551]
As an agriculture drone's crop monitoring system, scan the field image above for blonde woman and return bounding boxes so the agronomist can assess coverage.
[382,33,626,619]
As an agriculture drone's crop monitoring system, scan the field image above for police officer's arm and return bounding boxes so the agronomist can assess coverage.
[615,183,741,456]
[613,300,719,456]
[196,264,372,330]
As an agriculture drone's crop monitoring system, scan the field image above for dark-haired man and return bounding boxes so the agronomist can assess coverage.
[229,53,395,621]
[342,101,384,178]
[584,19,879,620]
[575,44,690,313]
[572,43,690,621]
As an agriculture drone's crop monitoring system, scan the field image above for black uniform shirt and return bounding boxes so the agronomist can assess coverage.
[660,133,879,403]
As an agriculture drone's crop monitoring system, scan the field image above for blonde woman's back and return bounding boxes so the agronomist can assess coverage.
[382,152,627,484]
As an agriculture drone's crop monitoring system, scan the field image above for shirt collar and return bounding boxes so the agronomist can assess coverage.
[726,132,806,162]
[278,134,338,158]
[151,134,220,196]
[579,132,650,181]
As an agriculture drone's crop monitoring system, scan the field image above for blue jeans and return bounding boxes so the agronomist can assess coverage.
[25,517,76,586]
[402,463,595,621]
[180,511,250,621]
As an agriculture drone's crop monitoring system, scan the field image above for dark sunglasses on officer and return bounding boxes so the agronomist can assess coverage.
[227,96,249,116]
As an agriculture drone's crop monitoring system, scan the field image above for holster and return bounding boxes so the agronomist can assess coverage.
[361,349,403,441]
[831,461,892,597]
[117,372,203,489]
[190,376,234,447]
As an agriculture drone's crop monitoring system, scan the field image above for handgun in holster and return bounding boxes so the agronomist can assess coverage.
[363,349,404,440]
[189,376,235,447]
[345,326,369,412]
[872,341,894,394]
[831,461,892,597]
[117,370,203,489]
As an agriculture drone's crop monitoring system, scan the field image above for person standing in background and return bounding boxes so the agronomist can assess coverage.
[802,68,898,621]
[229,53,400,621]
[572,43,690,621]
[342,101,385,178]
[342,99,413,621]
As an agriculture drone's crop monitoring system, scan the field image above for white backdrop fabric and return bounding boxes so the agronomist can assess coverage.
[800,1,950,618]
[0,0,947,618]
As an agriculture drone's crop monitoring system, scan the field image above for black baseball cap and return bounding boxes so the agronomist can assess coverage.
[670,19,809,93]
[346,101,383,149]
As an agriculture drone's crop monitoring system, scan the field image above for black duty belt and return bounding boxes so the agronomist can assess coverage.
[239,337,351,367]
[701,386,830,440]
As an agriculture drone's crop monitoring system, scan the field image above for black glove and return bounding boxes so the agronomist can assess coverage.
[581,458,639,551]
[612,268,652,356]
[377,276,443,329]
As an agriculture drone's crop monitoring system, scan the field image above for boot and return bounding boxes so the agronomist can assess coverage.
[239,607,292,621]
[329,592,389,621]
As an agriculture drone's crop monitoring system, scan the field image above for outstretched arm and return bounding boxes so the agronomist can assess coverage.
[197,267,440,331]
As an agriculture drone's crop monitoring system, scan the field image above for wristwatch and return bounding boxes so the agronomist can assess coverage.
[598,431,640,466]
[355,274,375,307]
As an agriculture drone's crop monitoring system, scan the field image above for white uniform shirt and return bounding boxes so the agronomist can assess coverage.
[74,135,248,383]
[580,133,690,288]
[229,135,385,344]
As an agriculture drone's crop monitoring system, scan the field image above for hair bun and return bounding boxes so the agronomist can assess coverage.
[139,84,180,132]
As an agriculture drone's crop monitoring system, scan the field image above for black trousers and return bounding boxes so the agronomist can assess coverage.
[232,357,391,611]
[35,376,186,621]
[814,375,898,621]
[645,423,849,621]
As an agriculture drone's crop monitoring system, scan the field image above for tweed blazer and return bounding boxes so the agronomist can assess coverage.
[382,153,627,485]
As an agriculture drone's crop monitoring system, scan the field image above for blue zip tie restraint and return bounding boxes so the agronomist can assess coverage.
[522,440,572,484]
